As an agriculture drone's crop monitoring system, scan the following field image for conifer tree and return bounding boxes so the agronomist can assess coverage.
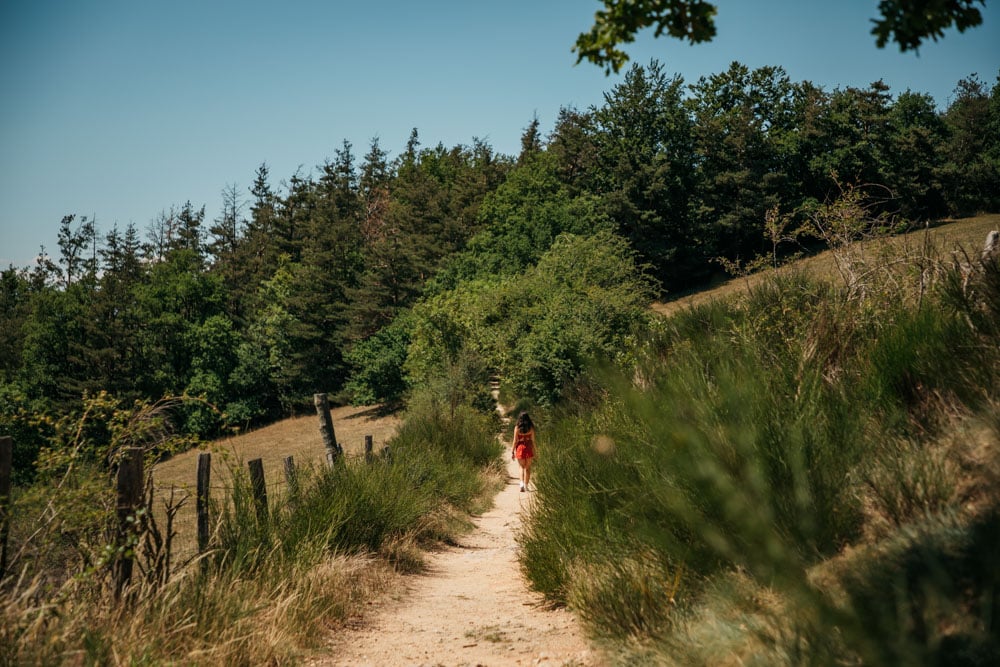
[591,61,700,289]
[85,223,148,395]
[518,114,543,163]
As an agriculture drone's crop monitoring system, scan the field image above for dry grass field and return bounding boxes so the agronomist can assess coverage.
[653,213,1000,317]
[150,404,402,558]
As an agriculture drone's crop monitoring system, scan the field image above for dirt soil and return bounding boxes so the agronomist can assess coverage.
[311,454,600,667]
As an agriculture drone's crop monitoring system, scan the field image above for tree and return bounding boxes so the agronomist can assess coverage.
[518,114,543,164]
[0,267,30,382]
[239,262,297,414]
[547,106,600,195]
[575,0,987,74]
[687,63,801,260]
[348,136,507,339]
[18,215,100,403]
[276,170,313,261]
[207,183,249,323]
[430,150,612,291]
[883,90,949,218]
[56,215,98,290]
[871,0,987,51]
[132,248,226,399]
[590,61,699,289]
[207,183,245,264]
[239,163,282,285]
[171,201,206,256]
[18,285,89,404]
[85,223,149,396]
[939,73,1000,215]
[575,0,717,74]
[811,81,895,196]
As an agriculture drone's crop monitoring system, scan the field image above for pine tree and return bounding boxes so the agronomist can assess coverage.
[518,114,542,163]
[85,223,148,395]
[592,61,700,289]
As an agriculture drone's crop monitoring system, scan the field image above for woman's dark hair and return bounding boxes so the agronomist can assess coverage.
[516,412,534,432]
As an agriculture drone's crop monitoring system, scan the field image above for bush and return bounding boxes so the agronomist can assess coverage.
[0,383,54,485]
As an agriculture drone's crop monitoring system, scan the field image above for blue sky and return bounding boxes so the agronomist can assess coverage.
[2,0,997,268]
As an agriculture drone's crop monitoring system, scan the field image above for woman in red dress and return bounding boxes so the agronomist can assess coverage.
[511,412,536,492]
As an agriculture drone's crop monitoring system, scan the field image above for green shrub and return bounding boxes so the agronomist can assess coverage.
[0,383,54,485]
[345,312,414,405]
[392,389,502,469]
[566,551,681,641]
[836,510,1000,666]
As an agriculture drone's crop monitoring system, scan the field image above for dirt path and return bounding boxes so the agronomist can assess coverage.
[313,455,599,667]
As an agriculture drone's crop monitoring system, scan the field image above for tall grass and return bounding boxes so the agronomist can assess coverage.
[520,244,1000,663]
[1,392,502,664]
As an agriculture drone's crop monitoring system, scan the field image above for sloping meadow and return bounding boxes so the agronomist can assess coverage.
[520,247,1000,664]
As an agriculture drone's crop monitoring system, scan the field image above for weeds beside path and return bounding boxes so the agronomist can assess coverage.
[310,454,598,667]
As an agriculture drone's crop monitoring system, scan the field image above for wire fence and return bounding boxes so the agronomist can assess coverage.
[0,394,391,585]
[82,396,377,585]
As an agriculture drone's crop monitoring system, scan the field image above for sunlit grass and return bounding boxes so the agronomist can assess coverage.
[522,220,1000,664]
[2,397,500,664]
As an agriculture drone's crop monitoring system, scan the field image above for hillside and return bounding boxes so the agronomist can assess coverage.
[151,404,402,558]
[518,211,1000,665]
[653,213,1000,317]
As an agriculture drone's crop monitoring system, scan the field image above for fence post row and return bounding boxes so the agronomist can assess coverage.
[0,436,11,581]
[365,435,374,463]
[196,452,211,558]
[248,458,268,523]
[114,446,144,596]
[314,393,341,465]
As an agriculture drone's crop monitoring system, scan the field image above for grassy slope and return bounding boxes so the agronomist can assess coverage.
[151,404,402,558]
[653,214,1000,317]
[530,213,1000,665]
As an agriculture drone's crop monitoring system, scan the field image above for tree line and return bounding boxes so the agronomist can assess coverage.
[2,61,998,481]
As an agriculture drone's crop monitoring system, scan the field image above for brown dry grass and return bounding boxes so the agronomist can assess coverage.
[150,404,402,559]
[652,214,1000,318]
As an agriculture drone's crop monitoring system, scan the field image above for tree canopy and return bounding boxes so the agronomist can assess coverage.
[575,0,988,74]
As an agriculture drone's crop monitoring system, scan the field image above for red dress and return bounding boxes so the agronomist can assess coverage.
[514,427,535,460]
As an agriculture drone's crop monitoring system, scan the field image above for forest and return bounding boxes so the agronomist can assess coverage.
[2,57,1000,664]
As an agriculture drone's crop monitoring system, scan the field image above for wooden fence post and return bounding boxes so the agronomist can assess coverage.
[364,435,374,463]
[248,458,268,523]
[114,446,144,596]
[0,436,11,581]
[283,456,297,492]
[314,393,341,464]
[196,452,211,558]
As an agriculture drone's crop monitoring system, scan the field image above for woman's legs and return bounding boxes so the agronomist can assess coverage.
[517,458,530,490]
[516,458,532,490]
